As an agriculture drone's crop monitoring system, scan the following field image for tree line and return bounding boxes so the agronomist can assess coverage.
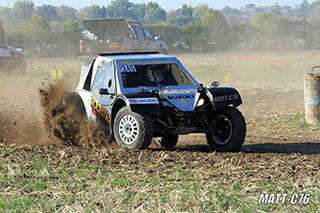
[1,0,320,56]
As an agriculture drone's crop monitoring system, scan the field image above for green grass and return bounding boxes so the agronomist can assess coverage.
[0,144,319,212]
[273,112,320,128]
[286,112,310,128]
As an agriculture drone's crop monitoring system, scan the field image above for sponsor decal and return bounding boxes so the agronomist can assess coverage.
[163,90,192,94]
[167,95,195,100]
[128,98,159,104]
[181,99,187,107]
[213,94,239,102]
[120,64,136,73]
[91,97,111,127]
[162,92,198,111]
[94,89,100,97]
[119,60,172,65]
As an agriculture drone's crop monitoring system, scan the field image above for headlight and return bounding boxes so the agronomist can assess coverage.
[162,101,173,107]
[196,98,205,107]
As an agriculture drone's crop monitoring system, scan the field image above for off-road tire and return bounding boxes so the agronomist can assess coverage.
[113,107,153,149]
[155,134,178,148]
[206,107,246,152]
[63,92,86,116]
[57,92,86,145]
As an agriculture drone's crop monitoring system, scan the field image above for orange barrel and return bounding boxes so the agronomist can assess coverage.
[304,66,320,124]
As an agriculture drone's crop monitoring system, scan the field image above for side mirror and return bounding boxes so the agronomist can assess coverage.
[99,88,111,95]
[154,34,160,40]
[211,81,220,88]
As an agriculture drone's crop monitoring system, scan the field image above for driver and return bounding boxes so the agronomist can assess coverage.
[146,65,165,84]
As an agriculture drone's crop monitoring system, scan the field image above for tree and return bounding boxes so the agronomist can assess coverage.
[192,4,209,20]
[165,4,194,26]
[107,0,136,20]
[131,3,147,23]
[200,9,230,50]
[251,13,306,50]
[222,6,242,26]
[13,0,34,20]
[310,1,320,20]
[144,3,166,24]
[62,19,80,32]
[181,21,203,50]
[297,0,310,19]
[50,21,63,32]
[181,4,193,17]
[57,6,79,22]
[305,17,320,48]
[80,5,106,19]
[36,5,59,22]
[27,15,51,33]
[0,6,26,33]
[147,24,182,50]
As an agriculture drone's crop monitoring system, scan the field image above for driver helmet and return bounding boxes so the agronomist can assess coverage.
[146,66,165,83]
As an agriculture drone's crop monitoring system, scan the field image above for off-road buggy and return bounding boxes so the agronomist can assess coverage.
[69,52,246,152]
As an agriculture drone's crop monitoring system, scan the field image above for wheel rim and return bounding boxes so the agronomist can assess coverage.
[211,115,232,145]
[118,114,139,145]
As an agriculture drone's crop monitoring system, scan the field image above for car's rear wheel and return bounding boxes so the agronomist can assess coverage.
[113,107,153,149]
[206,107,246,152]
[155,134,178,148]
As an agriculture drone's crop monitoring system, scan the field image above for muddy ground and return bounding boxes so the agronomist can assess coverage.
[0,54,319,162]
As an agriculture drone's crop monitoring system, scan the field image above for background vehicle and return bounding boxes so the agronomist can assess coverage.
[68,52,246,152]
[79,18,168,58]
[0,45,26,72]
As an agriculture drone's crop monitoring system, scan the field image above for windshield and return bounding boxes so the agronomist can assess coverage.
[120,63,195,88]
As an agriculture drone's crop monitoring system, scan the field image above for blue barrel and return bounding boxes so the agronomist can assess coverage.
[304,66,320,124]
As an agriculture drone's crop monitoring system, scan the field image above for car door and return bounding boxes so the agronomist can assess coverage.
[142,27,159,51]
[90,60,116,128]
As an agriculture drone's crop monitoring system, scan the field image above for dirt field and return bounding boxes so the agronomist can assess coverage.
[0,52,319,211]
[1,52,318,148]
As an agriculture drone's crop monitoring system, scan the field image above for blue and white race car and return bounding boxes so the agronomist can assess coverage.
[69,52,246,151]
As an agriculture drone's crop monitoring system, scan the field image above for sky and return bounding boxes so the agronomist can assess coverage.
[0,0,318,11]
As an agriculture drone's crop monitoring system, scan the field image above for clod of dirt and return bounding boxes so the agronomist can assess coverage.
[39,80,112,147]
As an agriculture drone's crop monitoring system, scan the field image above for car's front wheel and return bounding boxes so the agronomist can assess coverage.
[206,107,246,152]
[113,107,153,149]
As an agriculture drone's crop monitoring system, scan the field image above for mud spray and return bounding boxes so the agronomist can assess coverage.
[39,80,112,147]
[0,70,111,147]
